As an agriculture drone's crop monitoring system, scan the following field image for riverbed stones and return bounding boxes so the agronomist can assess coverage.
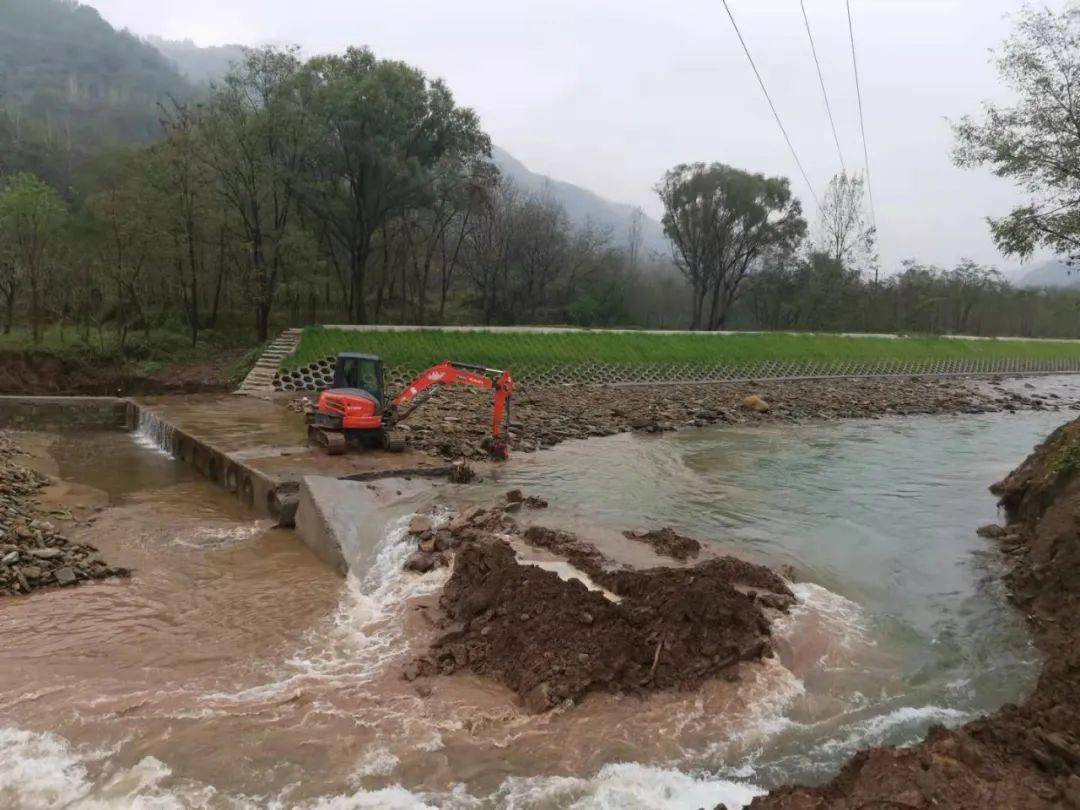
[0,431,130,597]
[54,566,76,586]
[408,515,434,535]
[742,394,771,413]
[295,375,1032,461]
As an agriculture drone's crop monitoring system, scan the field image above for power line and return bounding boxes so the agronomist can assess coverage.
[845,0,877,228]
[800,0,846,175]
[720,0,821,209]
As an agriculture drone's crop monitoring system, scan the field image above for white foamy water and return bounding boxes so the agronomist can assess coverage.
[480,764,764,809]
[0,726,226,810]
[0,722,766,809]
[132,409,177,458]
[172,522,269,549]
[189,513,450,718]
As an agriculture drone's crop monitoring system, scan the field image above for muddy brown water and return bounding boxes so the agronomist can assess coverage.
[3,376,1080,808]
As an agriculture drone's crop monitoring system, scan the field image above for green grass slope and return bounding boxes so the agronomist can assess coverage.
[284,327,1080,375]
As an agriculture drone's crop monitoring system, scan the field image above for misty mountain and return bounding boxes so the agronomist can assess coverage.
[491,147,668,256]
[0,0,189,145]
[1018,258,1080,289]
[147,36,247,85]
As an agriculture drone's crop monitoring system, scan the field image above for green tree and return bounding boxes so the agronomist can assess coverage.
[298,47,491,323]
[83,149,168,348]
[198,47,311,341]
[954,6,1080,260]
[0,173,66,343]
[656,163,806,330]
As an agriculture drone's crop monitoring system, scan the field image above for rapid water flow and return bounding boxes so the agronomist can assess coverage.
[2,379,1077,808]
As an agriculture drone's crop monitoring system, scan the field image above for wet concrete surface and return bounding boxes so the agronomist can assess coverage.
[134,394,457,511]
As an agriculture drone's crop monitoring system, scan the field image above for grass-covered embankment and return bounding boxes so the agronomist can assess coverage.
[283,327,1080,375]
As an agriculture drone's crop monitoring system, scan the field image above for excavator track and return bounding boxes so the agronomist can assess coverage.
[381,430,407,453]
[308,425,346,455]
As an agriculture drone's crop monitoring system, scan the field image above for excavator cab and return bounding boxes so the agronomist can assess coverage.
[332,353,385,408]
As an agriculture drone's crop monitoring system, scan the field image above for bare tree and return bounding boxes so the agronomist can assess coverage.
[818,172,876,272]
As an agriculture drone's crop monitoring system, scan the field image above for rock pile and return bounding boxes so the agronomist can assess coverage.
[401,492,794,712]
[291,376,1056,460]
[0,432,129,596]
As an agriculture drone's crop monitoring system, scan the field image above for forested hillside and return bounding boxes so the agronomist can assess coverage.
[0,0,190,186]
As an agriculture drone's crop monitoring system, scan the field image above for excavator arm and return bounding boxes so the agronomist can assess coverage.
[388,361,514,459]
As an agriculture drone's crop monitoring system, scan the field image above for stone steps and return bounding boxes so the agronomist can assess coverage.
[236,328,303,395]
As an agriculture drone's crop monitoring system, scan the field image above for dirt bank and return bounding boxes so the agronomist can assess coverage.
[291,375,1066,460]
[751,418,1080,809]
[0,349,249,396]
[402,495,794,713]
[0,432,129,596]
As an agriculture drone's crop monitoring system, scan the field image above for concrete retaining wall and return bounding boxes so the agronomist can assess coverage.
[131,403,284,520]
[0,396,131,431]
[294,476,351,575]
[275,356,1080,392]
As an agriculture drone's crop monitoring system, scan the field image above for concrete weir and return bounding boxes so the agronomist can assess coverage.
[128,395,455,524]
[0,394,455,569]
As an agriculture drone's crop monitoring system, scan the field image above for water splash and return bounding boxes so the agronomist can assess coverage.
[132,408,177,458]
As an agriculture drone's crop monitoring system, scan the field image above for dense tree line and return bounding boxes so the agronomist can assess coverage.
[736,257,1080,338]
[3,4,1080,350]
[0,45,663,346]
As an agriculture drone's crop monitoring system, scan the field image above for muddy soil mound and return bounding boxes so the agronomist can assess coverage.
[0,433,129,596]
[418,538,785,712]
[406,504,794,712]
[293,375,1058,460]
[752,418,1080,809]
[622,527,701,560]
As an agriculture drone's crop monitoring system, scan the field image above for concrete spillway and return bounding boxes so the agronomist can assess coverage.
[129,395,455,518]
[0,393,456,568]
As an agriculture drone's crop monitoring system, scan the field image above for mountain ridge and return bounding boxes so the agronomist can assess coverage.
[1018,258,1080,289]
[489,146,668,256]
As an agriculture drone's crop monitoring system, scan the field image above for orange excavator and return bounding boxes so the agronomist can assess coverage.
[306,353,514,459]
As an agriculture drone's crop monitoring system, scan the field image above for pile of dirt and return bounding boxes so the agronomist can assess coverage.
[402,496,794,712]
[0,432,129,596]
[290,375,1062,460]
[752,418,1080,809]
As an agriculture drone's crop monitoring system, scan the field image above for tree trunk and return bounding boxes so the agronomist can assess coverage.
[2,288,13,334]
[29,277,41,345]
[350,242,368,324]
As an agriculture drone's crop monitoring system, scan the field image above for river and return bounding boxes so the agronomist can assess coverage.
[1,379,1076,808]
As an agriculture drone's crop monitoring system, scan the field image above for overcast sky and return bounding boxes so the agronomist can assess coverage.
[91,0,1055,274]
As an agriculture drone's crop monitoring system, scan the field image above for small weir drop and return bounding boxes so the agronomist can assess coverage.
[133,406,177,457]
